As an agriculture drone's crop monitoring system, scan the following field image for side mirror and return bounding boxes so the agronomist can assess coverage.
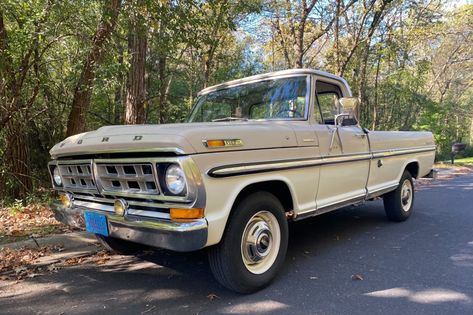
[339,97,359,111]
[335,97,360,126]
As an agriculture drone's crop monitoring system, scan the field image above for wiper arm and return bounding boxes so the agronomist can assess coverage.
[212,117,248,122]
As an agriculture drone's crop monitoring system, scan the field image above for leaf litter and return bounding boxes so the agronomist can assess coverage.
[0,204,71,244]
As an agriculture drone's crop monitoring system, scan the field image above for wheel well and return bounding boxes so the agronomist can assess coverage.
[405,161,419,179]
[233,180,294,213]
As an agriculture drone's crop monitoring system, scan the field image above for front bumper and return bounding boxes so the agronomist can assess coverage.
[51,202,208,252]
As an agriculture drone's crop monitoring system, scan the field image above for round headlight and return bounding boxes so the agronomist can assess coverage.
[53,167,62,186]
[165,164,187,195]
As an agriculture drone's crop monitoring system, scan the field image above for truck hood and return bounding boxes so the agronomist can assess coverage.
[50,122,298,158]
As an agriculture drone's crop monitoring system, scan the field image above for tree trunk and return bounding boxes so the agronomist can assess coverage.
[125,9,147,125]
[113,46,124,125]
[1,9,41,198]
[469,118,473,146]
[335,0,341,74]
[66,0,121,137]
[158,55,167,123]
[4,117,32,197]
[372,53,381,130]
[294,23,304,68]
[357,43,370,123]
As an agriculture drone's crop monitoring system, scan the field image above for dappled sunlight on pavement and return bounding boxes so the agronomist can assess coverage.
[365,287,471,305]
[220,300,290,314]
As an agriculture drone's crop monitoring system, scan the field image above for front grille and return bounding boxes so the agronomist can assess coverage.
[52,158,197,216]
[58,163,96,190]
[95,163,159,195]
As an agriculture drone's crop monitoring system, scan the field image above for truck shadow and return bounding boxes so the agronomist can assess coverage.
[133,201,389,279]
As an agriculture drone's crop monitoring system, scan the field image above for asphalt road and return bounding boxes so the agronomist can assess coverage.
[2,174,473,315]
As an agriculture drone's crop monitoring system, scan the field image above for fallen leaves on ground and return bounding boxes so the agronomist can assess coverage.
[351,274,364,281]
[59,250,111,267]
[0,247,112,281]
[0,246,61,280]
[0,204,71,244]
[207,293,220,301]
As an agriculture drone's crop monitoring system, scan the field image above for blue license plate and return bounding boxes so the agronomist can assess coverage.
[84,211,109,237]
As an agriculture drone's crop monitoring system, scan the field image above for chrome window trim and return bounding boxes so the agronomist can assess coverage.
[198,69,351,97]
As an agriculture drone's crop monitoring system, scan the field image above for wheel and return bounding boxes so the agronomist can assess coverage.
[383,170,414,222]
[208,191,289,293]
[95,234,148,255]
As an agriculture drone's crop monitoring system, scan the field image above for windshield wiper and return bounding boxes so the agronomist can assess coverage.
[212,117,248,122]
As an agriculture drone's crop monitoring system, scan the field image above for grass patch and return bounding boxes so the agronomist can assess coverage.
[453,157,473,165]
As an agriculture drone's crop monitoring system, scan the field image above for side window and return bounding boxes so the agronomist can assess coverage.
[315,81,342,125]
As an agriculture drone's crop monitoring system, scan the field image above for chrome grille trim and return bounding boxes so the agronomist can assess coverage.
[58,162,96,191]
[72,192,187,210]
[95,163,160,195]
[72,199,171,219]
[50,156,206,211]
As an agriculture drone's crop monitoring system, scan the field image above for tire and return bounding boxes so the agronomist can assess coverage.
[95,234,148,255]
[208,191,289,294]
[383,170,415,222]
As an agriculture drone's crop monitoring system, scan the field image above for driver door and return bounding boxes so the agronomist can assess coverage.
[312,80,370,211]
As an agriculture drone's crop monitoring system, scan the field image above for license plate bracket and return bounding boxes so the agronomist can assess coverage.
[84,211,109,237]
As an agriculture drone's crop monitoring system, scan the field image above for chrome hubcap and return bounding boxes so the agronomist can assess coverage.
[241,211,281,274]
[401,179,413,212]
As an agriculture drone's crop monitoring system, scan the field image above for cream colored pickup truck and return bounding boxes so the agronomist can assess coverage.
[49,69,435,293]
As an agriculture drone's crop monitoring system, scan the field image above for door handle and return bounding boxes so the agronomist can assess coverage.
[354,133,366,138]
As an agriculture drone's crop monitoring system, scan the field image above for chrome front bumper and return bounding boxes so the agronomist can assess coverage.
[51,202,208,252]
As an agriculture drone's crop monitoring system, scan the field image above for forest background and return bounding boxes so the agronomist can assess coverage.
[1,0,472,202]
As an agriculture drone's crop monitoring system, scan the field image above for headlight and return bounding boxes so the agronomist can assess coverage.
[165,164,187,195]
[53,167,62,186]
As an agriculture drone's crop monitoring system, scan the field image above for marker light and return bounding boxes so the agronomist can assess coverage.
[170,208,204,221]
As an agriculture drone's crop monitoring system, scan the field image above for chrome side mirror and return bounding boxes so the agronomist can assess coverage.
[335,97,360,126]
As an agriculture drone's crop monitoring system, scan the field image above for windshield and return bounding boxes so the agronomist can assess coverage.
[187,76,308,122]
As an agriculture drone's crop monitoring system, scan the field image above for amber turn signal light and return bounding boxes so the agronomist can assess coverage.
[170,208,204,221]
[206,140,225,148]
[59,193,73,208]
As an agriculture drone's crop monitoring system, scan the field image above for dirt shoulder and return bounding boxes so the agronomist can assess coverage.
[0,205,105,282]
[416,164,473,188]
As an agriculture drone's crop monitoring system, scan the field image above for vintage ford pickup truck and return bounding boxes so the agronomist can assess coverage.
[48,69,435,293]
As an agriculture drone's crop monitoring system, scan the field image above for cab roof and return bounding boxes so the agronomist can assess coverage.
[198,68,352,97]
